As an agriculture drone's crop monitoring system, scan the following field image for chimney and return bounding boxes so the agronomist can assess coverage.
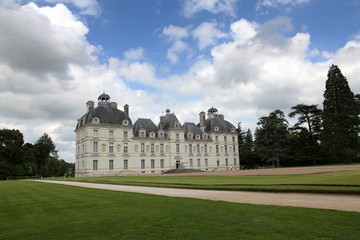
[86,101,94,112]
[219,114,224,120]
[124,104,129,116]
[199,111,205,132]
[159,116,164,130]
[110,102,118,109]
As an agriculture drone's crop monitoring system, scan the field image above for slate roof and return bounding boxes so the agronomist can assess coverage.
[133,118,158,137]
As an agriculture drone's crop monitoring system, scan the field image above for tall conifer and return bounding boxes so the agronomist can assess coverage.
[321,65,359,163]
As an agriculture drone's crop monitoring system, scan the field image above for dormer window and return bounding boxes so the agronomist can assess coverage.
[203,134,207,139]
[231,128,235,132]
[93,117,99,124]
[123,120,129,125]
[140,131,145,137]
[187,133,193,139]
[159,132,164,138]
[214,126,219,131]
[150,132,155,138]
[196,134,200,139]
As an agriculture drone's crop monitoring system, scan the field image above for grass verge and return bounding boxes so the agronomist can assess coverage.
[1,181,360,240]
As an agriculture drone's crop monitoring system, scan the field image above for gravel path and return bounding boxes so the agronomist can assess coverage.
[36,180,360,213]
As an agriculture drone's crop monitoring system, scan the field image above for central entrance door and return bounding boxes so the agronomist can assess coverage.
[176,160,181,169]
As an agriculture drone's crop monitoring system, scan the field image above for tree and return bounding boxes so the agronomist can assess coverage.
[288,104,322,165]
[240,129,258,167]
[255,110,289,167]
[0,129,25,179]
[321,65,360,163]
[34,133,56,174]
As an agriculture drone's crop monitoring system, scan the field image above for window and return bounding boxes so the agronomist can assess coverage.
[188,133,192,139]
[197,144,200,153]
[216,145,219,154]
[93,160,98,170]
[151,159,155,169]
[109,160,114,170]
[196,134,200,139]
[109,130,114,138]
[124,131,128,138]
[197,159,201,167]
[141,159,145,169]
[124,159,128,169]
[215,136,218,141]
[217,160,220,166]
[176,144,180,153]
[203,134,207,139]
[234,158,237,166]
[225,145,228,154]
[150,132,155,138]
[224,136,227,142]
[205,158,208,167]
[93,142,98,153]
[140,131,145,137]
[160,144,164,153]
[109,142,114,153]
[141,143,145,153]
[93,129,98,137]
[123,143,128,153]
[214,126,219,131]
[159,132,164,138]
[151,143,154,153]
[204,145,208,154]
[82,144,85,154]
[123,120,128,125]
[160,159,164,168]
[233,145,236,153]
[189,159,193,167]
[225,158,228,166]
[189,144,192,153]
[176,133,179,140]
[232,136,235,142]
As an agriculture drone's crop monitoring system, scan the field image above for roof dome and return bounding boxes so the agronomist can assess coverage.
[208,107,218,114]
[98,93,110,101]
[182,122,202,135]
[84,105,132,126]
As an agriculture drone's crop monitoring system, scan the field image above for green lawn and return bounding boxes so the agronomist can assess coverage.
[63,170,360,194]
[0,181,359,240]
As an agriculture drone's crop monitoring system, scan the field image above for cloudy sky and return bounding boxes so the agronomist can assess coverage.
[1,0,360,162]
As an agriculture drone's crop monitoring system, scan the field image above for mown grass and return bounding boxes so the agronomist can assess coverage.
[1,181,360,240]
[63,170,360,194]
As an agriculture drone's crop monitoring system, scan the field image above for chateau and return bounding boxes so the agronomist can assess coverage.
[75,93,239,177]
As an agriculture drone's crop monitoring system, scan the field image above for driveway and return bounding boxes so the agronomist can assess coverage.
[36,180,360,212]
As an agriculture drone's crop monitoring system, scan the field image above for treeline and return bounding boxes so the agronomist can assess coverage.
[239,65,360,168]
[0,131,74,180]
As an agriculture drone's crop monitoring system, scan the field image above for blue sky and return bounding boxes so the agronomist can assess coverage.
[1,0,360,162]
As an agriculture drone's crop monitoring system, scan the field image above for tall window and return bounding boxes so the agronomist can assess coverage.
[225,145,228,153]
[109,142,114,153]
[189,144,192,153]
[197,144,200,153]
[93,142,98,153]
[234,158,237,166]
[151,143,154,153]
[93,160,98,170]
[176,133,179,140]
[124,159,128,170]
[159,132,164,138]
[160,159,164,168]
[160,144,164,153]
[93,130,98,137]
[141,143,145,153]
[109,130,114,138]
[109,160,114,170]
[205,158,208,167]
[176,144,180,153]
[217,159,220,166]
[216,145,219,154]
[204,145,208,154]
[232,136,235,142]
[224,136,227,142]
[189,159,193,167]
[124,131,128,138]
[123,143,128,153]
[197,159,201,167]
[151,159,155,169]
[141,159,145,169]
[233,145,236,153]
[225,158,228,166]
[215,136,218,141]
[140,131,145,137]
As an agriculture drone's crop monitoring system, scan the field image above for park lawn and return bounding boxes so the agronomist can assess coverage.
[0,181,359,240]
[62,170,360,194]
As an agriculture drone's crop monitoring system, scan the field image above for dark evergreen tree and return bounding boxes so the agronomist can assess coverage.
[321,65,360,163]
[288,104,322,165]
[240,129,258,167]
[254,110,289,167]
[34,133,56,175]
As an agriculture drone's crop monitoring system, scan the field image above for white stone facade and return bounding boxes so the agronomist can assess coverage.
[75,94,239,177]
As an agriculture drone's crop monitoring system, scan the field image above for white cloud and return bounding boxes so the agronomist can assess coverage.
[161,25,190,64]
[42,0,101,16]
[123,47,145,61]
[192,21,227,50]
[182,0,239,18]
[256,0,311,10]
